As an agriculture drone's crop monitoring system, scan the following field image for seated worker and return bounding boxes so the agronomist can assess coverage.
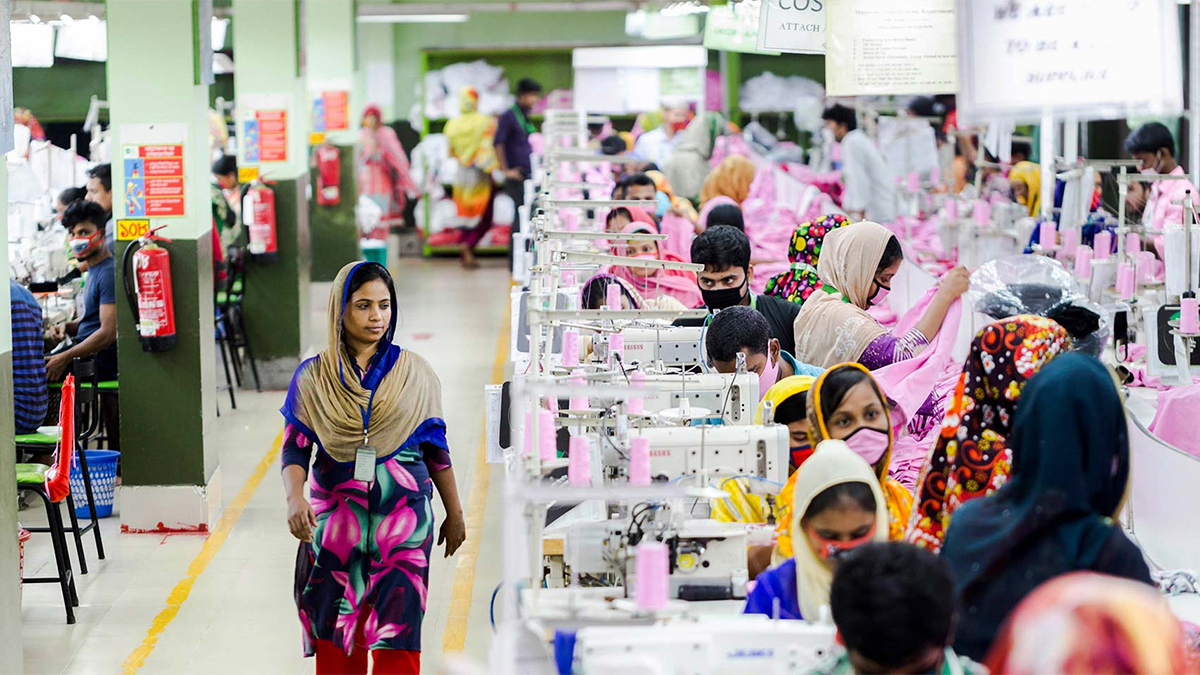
[610,217,703,309]
[85,163,114,253]
[1125,121,1199,233]
[633,102,690,167]
[55,186,86,222]
[679,225,801,355]
[794,221,968,369]
[705,306,823,400]
[816,542,986,675]
[604,205,655,234]
[580,273,685,312]
[941,354,1152,662]
[47,201,118,383]
[1008,161,1042,217]
[212,154,243,249]
[10,280,48,435]
[700,203,744,232]
[743,439,888,620]
[611,172,657,202]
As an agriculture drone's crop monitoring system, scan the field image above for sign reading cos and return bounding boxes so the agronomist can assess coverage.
[757,0,825,54]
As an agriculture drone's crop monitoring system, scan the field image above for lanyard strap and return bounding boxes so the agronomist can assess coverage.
[359,384,379,445]
[512,105,536,135]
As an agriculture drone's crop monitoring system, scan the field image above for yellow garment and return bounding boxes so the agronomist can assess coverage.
[713,376,816,524]
[444,87,497,172]
[788,440,889,621]
[807,363,913,535]
[1010,161,1042,217]
[700,155,756,205]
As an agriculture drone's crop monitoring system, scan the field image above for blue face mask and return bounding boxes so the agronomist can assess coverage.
[655,191,671,218]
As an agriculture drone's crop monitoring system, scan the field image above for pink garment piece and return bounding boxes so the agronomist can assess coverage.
[1149,383,1200,459]
[1147,165,1200,233]
[658,212,695,262]
[873,285,964,433]
[742,165,807,293]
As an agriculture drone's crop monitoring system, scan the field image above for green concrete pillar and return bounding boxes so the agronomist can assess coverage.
[106,0,221,531]
[234,0,313,384]
[306,0,361,281]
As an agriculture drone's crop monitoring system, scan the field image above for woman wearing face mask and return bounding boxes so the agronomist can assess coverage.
[607,217,703,309]
[907,316,1070,554]
[743,439,888,620]
[806,362,913,542]
[793,221,970,369]
[281,262,465,674]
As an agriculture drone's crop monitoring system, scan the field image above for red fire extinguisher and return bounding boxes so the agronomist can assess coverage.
[243,182,278,263]
[315,144,341,206]
[121,225,177,352]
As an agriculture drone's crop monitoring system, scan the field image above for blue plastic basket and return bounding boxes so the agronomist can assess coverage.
[70,450,120,518]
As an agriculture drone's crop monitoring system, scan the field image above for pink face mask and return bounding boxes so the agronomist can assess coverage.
[757,353,779,402]
[842,426,889,465]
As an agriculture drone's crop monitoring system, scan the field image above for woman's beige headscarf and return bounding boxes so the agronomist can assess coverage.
[700,155,756,205]
[790,439,889,621]
[282,262,443,462]
[793,222,894,367]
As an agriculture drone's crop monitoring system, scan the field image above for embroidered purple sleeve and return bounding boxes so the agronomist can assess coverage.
[858,328,930,369]
[423,441,452,474]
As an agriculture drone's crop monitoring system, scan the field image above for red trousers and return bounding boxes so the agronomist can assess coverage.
[314,640,420,675]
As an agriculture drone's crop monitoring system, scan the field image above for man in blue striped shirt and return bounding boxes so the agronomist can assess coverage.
[10,280,48,434]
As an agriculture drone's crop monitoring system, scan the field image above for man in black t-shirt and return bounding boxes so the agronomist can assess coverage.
[677,225,801,356]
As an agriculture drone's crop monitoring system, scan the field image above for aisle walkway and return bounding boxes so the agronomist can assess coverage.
[19,258,510,674]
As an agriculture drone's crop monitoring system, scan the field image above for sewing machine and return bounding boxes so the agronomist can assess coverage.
[638,372,759,426]
[574,616,837,674]
[610,325,705,368]
[630,424,790,485]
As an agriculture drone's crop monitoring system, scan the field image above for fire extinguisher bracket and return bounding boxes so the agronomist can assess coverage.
[121,231,178,353]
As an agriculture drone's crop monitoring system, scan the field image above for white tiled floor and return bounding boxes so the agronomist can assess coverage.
[19,258,511,674]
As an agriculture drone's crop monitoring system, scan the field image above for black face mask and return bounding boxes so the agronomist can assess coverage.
[701,273,748,310]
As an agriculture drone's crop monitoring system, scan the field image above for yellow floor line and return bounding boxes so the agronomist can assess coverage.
[443,292,512,653]
[120,429,284,675]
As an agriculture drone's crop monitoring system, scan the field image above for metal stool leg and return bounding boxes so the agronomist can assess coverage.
[236,306,262,392]
[76,446,105,560]
[64,492,88,575]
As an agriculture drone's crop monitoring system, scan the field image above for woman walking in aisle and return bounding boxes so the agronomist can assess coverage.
[281,261,465,674]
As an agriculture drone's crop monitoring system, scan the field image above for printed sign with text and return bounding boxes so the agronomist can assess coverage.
[122,144,185,218]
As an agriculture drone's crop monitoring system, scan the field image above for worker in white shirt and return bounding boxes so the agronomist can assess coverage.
[823,104,896,223]
[633,102,691,168]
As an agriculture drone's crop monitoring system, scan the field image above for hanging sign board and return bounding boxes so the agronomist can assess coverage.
[757,0,825,54]
[122,143,186,218]
[704,3,779,55]
[825,0,958,97]
[956,0,1182,122]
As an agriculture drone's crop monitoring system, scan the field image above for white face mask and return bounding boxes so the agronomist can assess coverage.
[1141,152,1163,176]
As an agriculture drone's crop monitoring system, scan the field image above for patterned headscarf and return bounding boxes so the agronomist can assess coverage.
[906,315,1070,553]
[986,572,1198,675]
[764,214,852,305]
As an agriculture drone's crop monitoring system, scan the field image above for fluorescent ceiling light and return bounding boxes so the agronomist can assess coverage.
[356,13,469,23]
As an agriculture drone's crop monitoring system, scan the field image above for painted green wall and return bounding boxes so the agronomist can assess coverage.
[14,61,106,123]
[244,177,311,359]
[309,145,359,282]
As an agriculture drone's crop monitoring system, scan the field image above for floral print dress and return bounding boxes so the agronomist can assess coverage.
[283,419,450,656]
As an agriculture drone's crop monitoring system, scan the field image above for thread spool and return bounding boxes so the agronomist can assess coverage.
[1094,231,1113,260]
[1038,221,1057,251]
[562,329,579,366]
[973,200,991,228]
[608,334,624,367]
[944,199,958,221]
[539,410,556,461]
[568,435,590,486]
[1075,246,1093,279]
[1116,262,1136,299]
[929,167,940,186]
[906,171,920,192]
[1126,233,1142,256]
[576,332,588,366]
[628,370,646,415]
[606,282,621,311]
[1062,228,1079,257]
[1181,297,1200,334]
[629,436,651,486]
[569,369,588,411]
[1137,251,1156,283]
[634,542,669,611]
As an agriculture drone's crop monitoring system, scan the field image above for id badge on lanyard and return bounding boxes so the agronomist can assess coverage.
[355,386,379,483]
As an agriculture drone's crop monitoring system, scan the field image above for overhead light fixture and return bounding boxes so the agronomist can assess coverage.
[88,14,99,21]
[660,1,708,16]
[60,14,73,22]
[29,14,40,23]
[356,13,469,23]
